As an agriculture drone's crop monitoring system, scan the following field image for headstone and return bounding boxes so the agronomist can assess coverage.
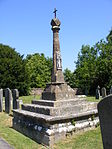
[110,86,112,94]
[5,88,12,114]
[96,85,100,99]
[0,89,3,112]
[98,95,112,149]
[12,89,20,109]
[101,87,106,98]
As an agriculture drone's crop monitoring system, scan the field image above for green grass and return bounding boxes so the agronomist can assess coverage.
[0,113,44,149]
[55,127,103,149]
[86,96,102,102]
[19,95,40,104]
[0,95,103,149]
[0,112,103,149]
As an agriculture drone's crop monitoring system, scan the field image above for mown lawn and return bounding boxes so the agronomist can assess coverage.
[20,95,40,104]
[0,95,103,149]
[86,96,102,102]
[20,95,101,104]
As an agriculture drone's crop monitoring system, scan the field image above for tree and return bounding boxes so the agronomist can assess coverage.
[0,44,30,95]
[26,53,52,88]
[63,68,76,88]
[75,45,98,95]
[75,29,112,95]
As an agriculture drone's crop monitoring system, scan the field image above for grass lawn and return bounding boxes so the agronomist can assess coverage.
[86,96,102,102]
[20,95,40,104]
[0,112,103,149]
[19,95,101,104]
[0,95,103,149]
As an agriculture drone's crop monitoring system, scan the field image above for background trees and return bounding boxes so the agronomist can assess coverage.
[0,44,30,95]
[1,29,112,96]
[64,68,76,88]
[25,53,52,88]
[74,29,112,95]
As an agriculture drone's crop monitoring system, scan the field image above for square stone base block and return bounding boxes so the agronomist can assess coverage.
[13,109,99,147]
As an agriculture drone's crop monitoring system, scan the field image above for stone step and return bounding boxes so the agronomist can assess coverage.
[13,108,98,123]
[22,102,97,116]
[32,98,87,107]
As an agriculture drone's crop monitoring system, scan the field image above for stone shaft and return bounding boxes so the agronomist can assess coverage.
[5,88,12,114]
[51,18,64,83]
[0,89,3,112]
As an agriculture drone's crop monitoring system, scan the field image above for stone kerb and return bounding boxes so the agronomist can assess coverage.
[98,95,112,149]
[5,88,12,114]
[0,89,3,112]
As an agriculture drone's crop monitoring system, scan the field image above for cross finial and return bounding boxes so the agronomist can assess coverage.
[53,8,57,18]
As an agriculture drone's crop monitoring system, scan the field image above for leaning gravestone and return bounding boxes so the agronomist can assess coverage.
[101,87,106,98]
[12,89,20,109]
[96,85,100,99]
[5,88,12,114]
[98,95,112,149]
[0,89,3,112]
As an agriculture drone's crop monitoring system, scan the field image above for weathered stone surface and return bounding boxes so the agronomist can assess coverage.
[32,98,87,107]
[22,102,97,116]
[12,89,20,109]
[0,89,3,112]
[98,95,112,149]
[13,108,99,147]
[42,83,76,101]
[13,109,98,123]
[101,87,106,98]
[5,88,12,114]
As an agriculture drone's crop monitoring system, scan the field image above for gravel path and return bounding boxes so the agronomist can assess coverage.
[0,138,14,149]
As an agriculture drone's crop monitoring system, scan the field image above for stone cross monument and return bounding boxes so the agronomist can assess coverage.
[13,9,99,147]
[42,9,75,101]
[51,9,64,83]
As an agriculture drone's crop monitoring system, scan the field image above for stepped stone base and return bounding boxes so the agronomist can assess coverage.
[13,109,99,147]
[13,81,99,147]
[13,97,99,147]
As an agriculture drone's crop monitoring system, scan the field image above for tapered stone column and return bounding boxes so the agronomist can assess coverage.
[42,10,75,101]
[51,18,64,83]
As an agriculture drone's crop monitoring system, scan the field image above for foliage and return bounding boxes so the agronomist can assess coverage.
[64,68,76,88]
[75,45,97,95]
[0,44,30,95]
[25,53,52,88]
[74,29,112,95]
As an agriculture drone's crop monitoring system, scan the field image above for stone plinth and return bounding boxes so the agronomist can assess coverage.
[13,107,98,147]
[42,82,75,101]
[13,96,99,147]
